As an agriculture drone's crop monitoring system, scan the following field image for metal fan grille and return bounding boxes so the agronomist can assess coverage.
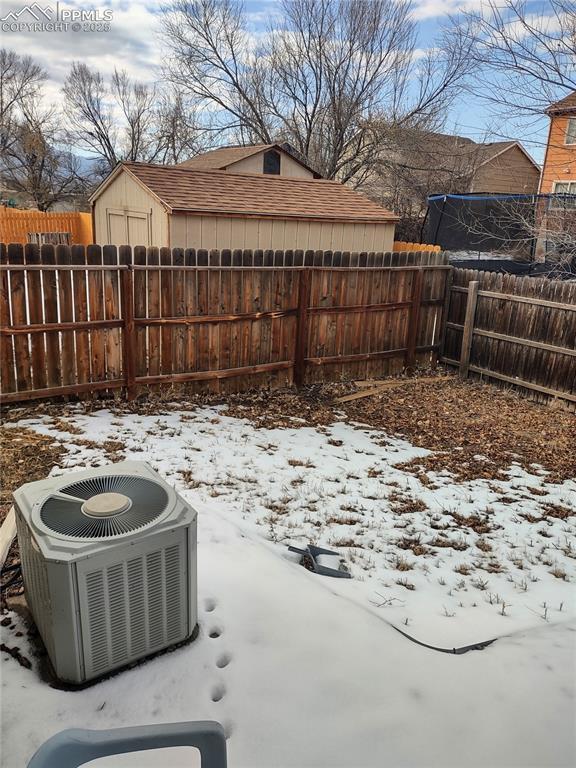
[39,476,169,538]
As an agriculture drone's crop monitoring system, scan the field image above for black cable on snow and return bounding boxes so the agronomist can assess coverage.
[385,620,497,655]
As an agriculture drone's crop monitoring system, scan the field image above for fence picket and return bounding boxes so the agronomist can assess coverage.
[87,244,106,383]
[0,244,15,393]
[24,243,47,390]
[56,244,76,386]
[71,245,90,388]
[8,244,32,391]
[103,245,121,382]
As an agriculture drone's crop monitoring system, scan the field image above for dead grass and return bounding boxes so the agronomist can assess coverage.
[549,565,568,580]
[391,554,414,571]
[396,535,430,556]
[389,493,428,516]
[429,535,468,551]
[450,512,497,535]
[542,503,573,521]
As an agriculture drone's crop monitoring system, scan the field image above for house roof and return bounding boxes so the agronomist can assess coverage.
[409,133,537,171]
[108,162,397,222]
[546,91,576,115]
[178,143,320,177]
[385,132,540,190]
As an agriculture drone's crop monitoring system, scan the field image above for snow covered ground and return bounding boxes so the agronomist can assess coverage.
[2,403,575,767]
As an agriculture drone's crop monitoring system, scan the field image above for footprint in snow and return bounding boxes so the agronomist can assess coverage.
[208,626,223,639]
[216,652,231,669]
[204,598,217,613]
[211,682,226,703]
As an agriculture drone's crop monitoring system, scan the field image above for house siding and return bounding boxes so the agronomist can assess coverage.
[93,169,169,246]
[471,145,540,194]
[169,214,395,252]
[539,114,576,194]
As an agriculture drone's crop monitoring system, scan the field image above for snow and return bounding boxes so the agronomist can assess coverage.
[2,404,575,767]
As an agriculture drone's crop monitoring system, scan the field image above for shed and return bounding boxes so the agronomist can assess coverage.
[89,162,398,251]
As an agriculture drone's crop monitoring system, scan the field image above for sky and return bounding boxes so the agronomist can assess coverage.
[0,0,559,163]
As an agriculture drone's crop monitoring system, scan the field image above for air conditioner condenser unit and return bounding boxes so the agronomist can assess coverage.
[13,461,198,685]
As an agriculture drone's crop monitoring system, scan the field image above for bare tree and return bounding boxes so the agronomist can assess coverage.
[151,89,210,165]
[451,0,576,118]
[62,63,119,173]
[0,50,85,210]
[2,98,85,211]
[0,48,46,154]
[161,0,472,182]
[63,64,208,176]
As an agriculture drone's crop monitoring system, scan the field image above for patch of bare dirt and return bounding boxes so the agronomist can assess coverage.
[0,427,65,607]
[0,427,64,526]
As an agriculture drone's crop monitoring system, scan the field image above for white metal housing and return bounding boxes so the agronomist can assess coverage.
[13,461,197,684]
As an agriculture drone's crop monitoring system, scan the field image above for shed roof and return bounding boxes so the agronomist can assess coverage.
[98,162,398,223]
[177,144,274,169]
[546,91,576,115]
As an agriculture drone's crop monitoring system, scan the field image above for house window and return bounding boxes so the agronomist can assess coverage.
[263,149,281,175]
[565,118,576,145]
[551,181,576,208]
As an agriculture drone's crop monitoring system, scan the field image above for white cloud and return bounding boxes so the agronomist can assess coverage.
[1,0,162,91]
[412,0,487,21]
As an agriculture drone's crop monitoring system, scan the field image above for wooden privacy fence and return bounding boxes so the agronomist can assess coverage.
[0,244,450,403]
[0,208,93,246]
[394,241,441,253]
[442,268,576,406]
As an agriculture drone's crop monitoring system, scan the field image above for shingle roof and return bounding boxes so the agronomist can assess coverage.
[178,145,274,170]
[121,162,398,222]
[547,92,576,114]
[407,133,519,169]
[475,141,518,165]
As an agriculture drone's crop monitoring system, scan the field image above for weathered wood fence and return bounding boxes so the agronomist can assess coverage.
[0,244,449,403]
[442,268,576,406]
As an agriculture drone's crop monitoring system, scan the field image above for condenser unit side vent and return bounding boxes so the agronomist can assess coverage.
[17,513,56,663]
[79,540,187,679]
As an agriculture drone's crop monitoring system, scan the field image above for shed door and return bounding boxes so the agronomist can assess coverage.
[107,209,150,246]
[127,212,150,246]
[107,212,127,246]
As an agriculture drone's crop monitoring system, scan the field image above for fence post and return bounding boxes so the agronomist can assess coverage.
[121,266,136,400]
[459,280,479,379]
[405,267,424,369]
[438,266,453,363]
[294,267,312,386]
